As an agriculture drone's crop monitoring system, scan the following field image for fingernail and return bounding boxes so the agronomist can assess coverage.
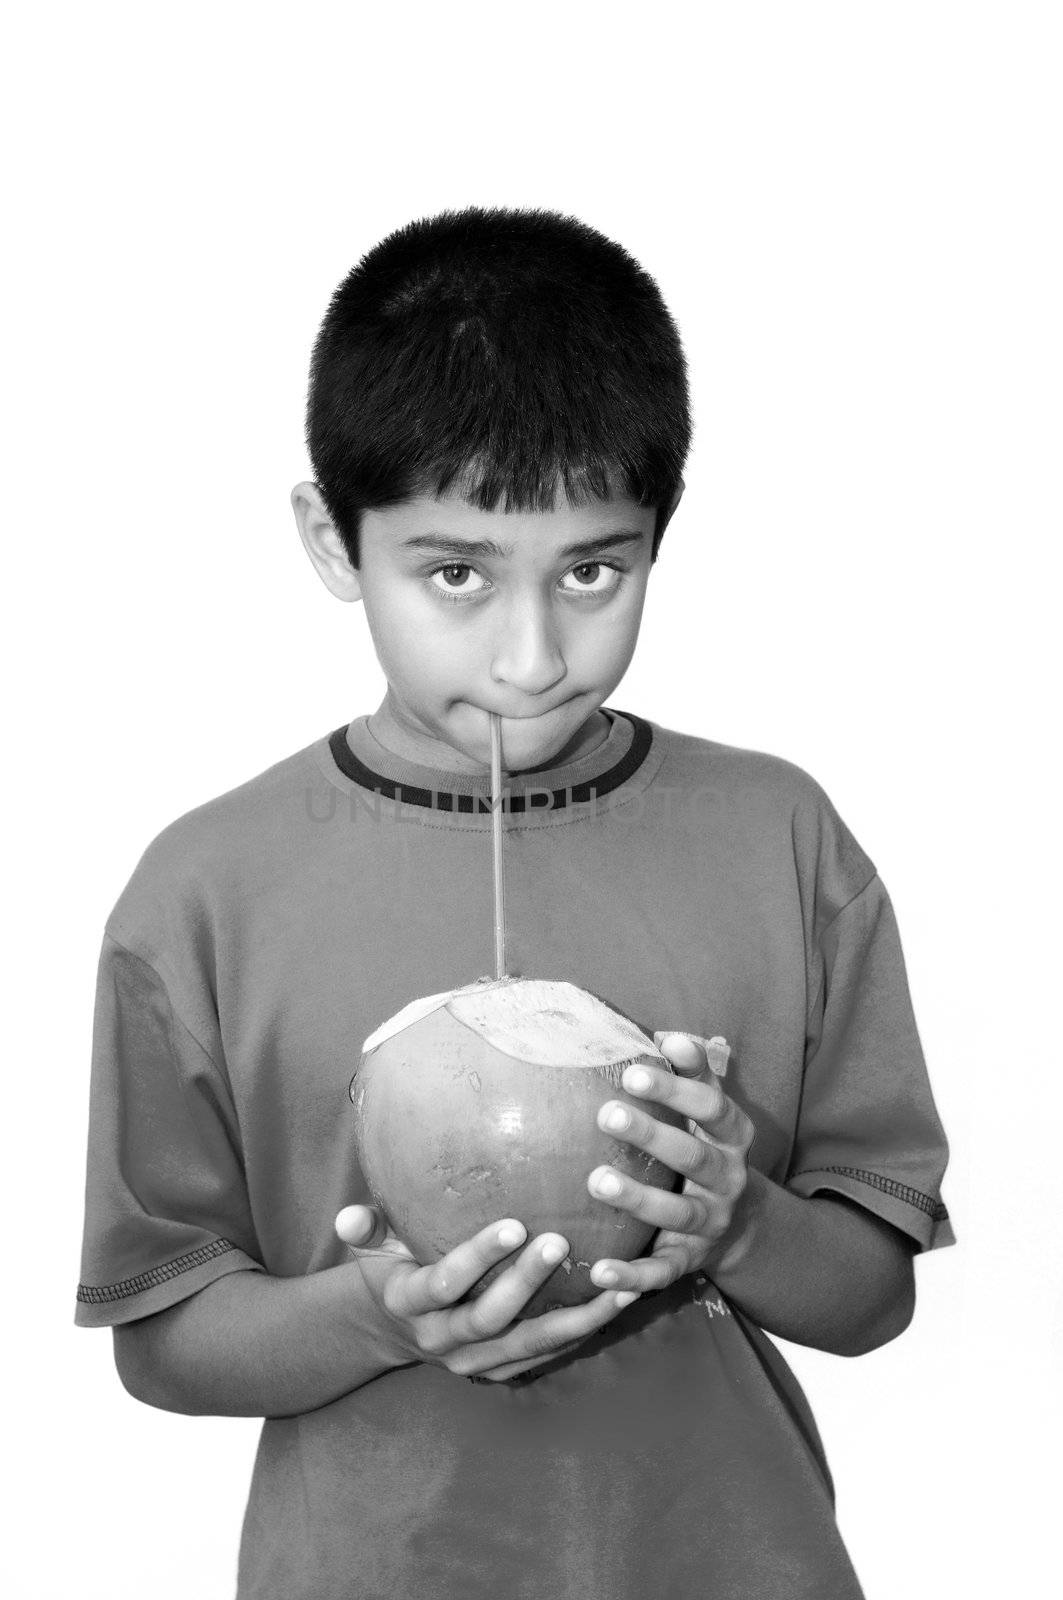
[497,1221,526,1249]
[624,1067,652,1093]
[595,1266,619,1287]
[602,1103,629,1131]
[593,1169,622,1197]
[541,1237,568,1266]
[615,1291,640,1309]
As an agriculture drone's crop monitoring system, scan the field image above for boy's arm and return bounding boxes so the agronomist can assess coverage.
[703,1170,916,1356]
[113,1219,636,1417]
[113,1261,405,1418]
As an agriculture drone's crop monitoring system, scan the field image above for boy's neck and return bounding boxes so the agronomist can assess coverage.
[365,697,612,776]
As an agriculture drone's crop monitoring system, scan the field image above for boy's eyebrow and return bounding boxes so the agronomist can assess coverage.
[400,530,646,560]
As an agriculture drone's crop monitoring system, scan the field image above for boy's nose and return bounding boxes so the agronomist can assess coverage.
[489,599,567,697]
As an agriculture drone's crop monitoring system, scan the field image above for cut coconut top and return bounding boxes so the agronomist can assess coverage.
[361,976,667,1069]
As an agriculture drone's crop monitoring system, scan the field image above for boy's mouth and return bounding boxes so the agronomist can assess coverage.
[482,695,579,723]
[468,697,598,770]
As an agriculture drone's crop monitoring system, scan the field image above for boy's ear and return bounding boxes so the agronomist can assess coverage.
[659,477,685,534]
[651,477,685,560]
[291,482,363,602]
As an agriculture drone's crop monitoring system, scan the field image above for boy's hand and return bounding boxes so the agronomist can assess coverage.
[335,1205,637,1383]
[586,1033,757,1294]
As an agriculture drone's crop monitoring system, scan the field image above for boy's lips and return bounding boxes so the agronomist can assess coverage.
[483,696,578,722]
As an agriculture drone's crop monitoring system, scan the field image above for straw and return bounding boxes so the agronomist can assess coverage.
[490,713,507,980]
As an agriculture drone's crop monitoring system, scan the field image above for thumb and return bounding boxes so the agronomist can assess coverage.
[335,1204,390,1250]
[653,1031,708,1077]
[653,1031,731,1079]
[335,1205,417,1264]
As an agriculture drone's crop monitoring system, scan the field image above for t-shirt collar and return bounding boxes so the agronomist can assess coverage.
[327,706,653,815]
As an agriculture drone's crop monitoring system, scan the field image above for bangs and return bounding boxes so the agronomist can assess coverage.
[419,455,670,516]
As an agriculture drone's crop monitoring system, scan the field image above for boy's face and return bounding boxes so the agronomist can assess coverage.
[297,486,659,775]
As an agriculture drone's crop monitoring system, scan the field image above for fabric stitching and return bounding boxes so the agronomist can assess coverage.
[77,1238,238,1304]
[791,1165,949,1221]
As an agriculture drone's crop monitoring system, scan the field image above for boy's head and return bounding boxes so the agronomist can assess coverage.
[304,207,690,569]
[294,208,690,774]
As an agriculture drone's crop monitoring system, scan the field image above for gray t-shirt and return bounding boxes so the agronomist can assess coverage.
[76,707,954,1599]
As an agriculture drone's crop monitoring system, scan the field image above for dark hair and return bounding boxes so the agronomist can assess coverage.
[306,207,690,566]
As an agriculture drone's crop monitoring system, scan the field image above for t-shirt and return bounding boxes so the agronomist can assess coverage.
[76,707,954,1600]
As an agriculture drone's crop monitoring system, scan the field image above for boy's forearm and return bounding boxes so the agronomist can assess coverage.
[704,1169,916,1356]
[112,1181,915,1418]
[113,1263,412,1418]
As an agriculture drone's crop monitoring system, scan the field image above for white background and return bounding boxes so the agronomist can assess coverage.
[3,3,1059,1596]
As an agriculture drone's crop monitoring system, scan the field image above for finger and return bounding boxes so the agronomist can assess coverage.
[588,1239,695,1296]
[452,1288,637,1378]
[473,1339,586,1383]
[654,1031,730,1079]
[335,1205,391,1250]
[387,1219,529,1319]
[443,1232,575,1344]
[588,1162,712,1234]
[619,1062,755,1148]
[654,1031,709,1077]
[597,1096,726,1183]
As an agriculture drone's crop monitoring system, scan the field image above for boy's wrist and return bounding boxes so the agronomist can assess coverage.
[702,1169,764,1279]
[343,1257,420,1372]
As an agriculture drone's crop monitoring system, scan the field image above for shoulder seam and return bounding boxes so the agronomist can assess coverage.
[818,869,881,942]
[804,871,882,1023]
[101,931,228,1079]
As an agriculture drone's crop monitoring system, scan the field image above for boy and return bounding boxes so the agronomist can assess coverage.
[76,208,954,1599]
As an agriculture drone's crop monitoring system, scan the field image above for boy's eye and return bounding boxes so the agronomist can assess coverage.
[559,562,622,596]
[428,564,489,597]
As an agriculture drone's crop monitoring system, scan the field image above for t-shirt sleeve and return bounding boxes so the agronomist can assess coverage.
[75,932,265,1328]
[785,872,956,1253]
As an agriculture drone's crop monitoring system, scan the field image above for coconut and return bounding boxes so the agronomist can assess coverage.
[351,974,684,1318]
